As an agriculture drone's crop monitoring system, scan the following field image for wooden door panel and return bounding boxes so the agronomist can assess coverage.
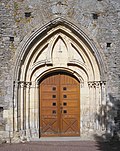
[60,118,80,136]
[41,93,58,99]
[42,101,57,107]
[61,108,79,114]
[61,94,79,100]
[40,73,80,137]
[41,118,59,136]
[61,85,79,92]
[42,108,58,115]
[61,101,78,107]
[60,74,80,136]
[40,74,59,136]
[41,85,58,91]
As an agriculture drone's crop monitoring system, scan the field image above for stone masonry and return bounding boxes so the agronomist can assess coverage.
[0,0,120,141]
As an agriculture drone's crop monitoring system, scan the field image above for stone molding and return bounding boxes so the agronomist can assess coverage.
[14,17,107,82]
[12,17,107,138]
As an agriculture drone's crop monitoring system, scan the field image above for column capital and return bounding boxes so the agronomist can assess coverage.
[19,82,25,88]
[26,82,31,88]
[18,81,32,88]
[88,81,106,88]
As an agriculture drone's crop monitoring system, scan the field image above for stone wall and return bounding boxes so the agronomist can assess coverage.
[0,0,120,140]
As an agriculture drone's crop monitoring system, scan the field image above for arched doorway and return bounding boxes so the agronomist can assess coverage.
[13,18,107,139]
[40,72,80,136]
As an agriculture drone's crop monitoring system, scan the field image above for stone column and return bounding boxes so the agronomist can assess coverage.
[34,82,39,137]
[88,82,95,131]
[20,82,24,130]
[26,82,31,137]
[95,82,101,130]
[101,82,106,130]
[88,82,92,118]
[93,82,97,130]
[13,81,17,132]
[17,82,21,131]
[29,82,35,137]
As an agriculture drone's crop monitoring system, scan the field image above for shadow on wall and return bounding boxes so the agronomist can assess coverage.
[94,93,120,150]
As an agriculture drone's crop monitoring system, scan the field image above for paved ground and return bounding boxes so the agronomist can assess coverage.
[0,141,120,151]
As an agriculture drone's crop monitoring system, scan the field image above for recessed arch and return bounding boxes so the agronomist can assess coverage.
[34,44,48,63]
[14,17,106,82]
[52,35,68,53]
[17,24,100,82]
[52,35,68,66]
[71,43,85,63]
[36,67,84,84]
[13,17,107,139]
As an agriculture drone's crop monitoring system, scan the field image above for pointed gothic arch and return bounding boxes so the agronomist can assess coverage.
[14,17,107,81]
[13,17,107,139]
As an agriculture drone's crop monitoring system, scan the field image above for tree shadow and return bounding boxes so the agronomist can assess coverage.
[94,135,120,151]
[94,93,120,150]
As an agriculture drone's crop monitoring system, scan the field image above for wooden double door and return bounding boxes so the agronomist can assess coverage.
[40,73,80,137]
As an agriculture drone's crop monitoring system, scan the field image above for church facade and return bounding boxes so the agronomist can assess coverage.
[0,0,120,141]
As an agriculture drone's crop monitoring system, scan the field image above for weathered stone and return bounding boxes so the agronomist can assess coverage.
[0,0,120,141]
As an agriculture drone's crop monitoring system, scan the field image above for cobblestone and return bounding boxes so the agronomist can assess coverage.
[0,141,120,151]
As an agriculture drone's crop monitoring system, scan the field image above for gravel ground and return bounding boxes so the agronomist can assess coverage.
[0,141,120,151]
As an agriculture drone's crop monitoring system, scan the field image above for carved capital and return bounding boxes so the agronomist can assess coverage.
[26,82,31,88]
[18,81,31,88]
[88,81,106,88]
[19,82,25,88]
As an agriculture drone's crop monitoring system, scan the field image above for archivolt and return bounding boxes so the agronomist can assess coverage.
[14,17,106,83]
[12,17,107,135]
